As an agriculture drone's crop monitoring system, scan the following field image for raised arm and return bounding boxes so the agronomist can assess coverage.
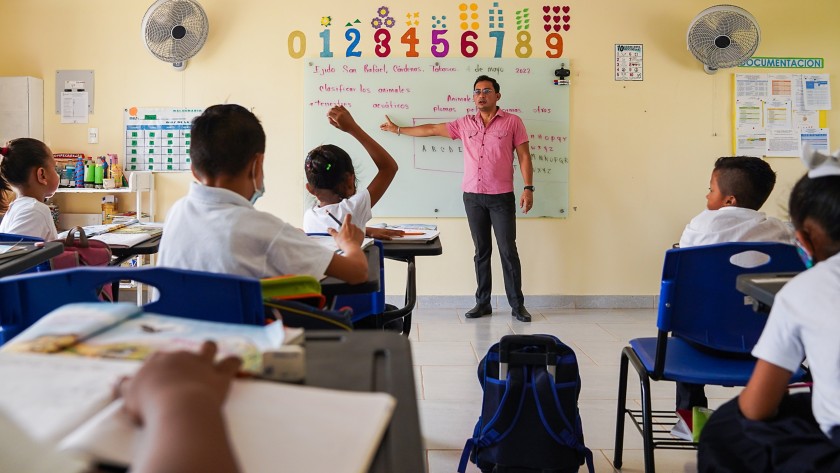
[380,115,449,138]
[516,141,534,214]
[328,106,398,207]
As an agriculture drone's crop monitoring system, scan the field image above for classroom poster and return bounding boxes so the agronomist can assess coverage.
[733,73,831,157]
[123,107,203,172]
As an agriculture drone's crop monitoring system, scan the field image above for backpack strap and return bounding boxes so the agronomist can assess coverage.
[458,364,528,473]
[531,366,595,473]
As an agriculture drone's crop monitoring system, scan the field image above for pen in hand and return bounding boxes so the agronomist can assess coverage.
[325,209,343,228]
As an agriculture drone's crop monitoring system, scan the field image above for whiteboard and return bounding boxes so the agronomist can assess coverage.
[303,58,569,217]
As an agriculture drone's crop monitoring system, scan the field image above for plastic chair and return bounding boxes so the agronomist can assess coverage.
[0,233,50,273]
[0,266,265,344]
[613,242,808,473]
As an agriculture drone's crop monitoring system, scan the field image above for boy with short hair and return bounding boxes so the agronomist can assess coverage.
[677,156,793,410]
[158,104,368,284]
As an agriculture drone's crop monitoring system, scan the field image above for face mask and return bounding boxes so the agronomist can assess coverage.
[795,239,814,269]
[250,160,265,205]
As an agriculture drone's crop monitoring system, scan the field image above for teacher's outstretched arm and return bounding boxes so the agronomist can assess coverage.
[380,115,449,138]
[516,141,534,214]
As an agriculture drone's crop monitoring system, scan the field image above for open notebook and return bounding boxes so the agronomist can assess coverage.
[0,351,395,473]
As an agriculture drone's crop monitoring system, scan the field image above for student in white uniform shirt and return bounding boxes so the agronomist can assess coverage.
[158,104,367,284]
[302,105,404,240]
[676,156,794,411]
[0,138,60,241]
[698,146,840,472]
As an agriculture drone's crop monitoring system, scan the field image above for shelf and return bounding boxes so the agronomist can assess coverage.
[55,187,134,193]
[53,171,153,194]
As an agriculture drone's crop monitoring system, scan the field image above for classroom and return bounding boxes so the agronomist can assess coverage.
[1,0,839,471]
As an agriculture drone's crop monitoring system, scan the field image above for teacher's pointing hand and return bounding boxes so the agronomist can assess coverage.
[380,115,398,133]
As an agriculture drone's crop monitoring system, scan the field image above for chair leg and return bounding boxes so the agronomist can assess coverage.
[639,370,656,473]
[613,348,630,469]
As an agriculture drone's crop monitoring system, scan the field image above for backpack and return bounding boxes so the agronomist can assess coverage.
[459,334,594,473]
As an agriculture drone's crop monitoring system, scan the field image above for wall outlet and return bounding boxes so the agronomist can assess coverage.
[88,127,98,144]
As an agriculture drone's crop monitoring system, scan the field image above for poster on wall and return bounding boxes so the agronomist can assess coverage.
[123,107,203,172]
[615,44,643,81]
[733,73,831,157]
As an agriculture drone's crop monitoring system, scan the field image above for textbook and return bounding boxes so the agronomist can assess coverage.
[382,229,440,243]
[1,302,288,374]
[369,223,438,231]
[670,407,714,442]
[58,221,163,248]
[0,352,396,473]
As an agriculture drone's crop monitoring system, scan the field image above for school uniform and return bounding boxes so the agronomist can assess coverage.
[698,252,840,472]
[679,207,793,248]
[0,196,57,241]
[447,109,529,310]
[676,206,794,410]
[302,188,371,233]
[158,182,334,279]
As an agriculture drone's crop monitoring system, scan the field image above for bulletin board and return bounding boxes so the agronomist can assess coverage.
[733,73,831,157]
[303,58,570,218]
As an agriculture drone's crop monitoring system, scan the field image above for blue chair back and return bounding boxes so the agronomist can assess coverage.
[657,242,805,354]
[0,233,50,273]
[0,266,265,344]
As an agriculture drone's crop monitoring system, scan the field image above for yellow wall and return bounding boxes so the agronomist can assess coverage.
[2,0,838,297]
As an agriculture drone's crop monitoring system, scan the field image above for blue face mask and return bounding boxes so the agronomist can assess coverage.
[795,239,814,269]
[249,161,265,205]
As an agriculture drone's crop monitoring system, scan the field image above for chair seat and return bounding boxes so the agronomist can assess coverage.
[630,337,759,386]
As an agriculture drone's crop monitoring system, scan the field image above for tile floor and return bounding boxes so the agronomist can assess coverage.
[408,306,743,473]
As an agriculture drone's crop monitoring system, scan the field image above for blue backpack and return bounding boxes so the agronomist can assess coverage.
[459,334,594,473]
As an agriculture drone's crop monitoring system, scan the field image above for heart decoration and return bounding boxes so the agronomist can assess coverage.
[553,24,561,32]
[563,6,570,13]
[542,5,550,13]
[553,15,561,22]
[562,15,570,23]
[543,14,550,22]
[552,6,560,13]
[563,23,570,31]
[544,24,551,32]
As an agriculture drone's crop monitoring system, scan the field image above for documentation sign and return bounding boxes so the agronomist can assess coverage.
[740,57,824,69]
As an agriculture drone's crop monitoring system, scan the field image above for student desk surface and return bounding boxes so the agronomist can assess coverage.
[736,272,799,314]
[0,242,64,278]
[320,244,381,298]
[305,330,425,473]
[109,235,162,266]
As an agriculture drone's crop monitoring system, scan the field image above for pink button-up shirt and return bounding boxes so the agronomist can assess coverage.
[446,109,529,194]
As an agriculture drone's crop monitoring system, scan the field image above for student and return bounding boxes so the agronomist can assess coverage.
[0,341,242,473]
[679,156,792,249]
[697,146,840,472]
[157,104,368,284]
[303,105,403,240]
[0,138,59,240]
[676,156,793,410]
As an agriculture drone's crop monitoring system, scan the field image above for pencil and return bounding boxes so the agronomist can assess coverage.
[324,209,343,227]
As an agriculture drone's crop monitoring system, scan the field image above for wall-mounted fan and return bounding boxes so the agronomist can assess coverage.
[141,0,209,71]
[687,5,760,74]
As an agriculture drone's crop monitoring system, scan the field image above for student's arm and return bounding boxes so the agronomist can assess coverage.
[738,359,793,420]
[365,226,405,240]
[324,214,369,284]
[328,106,398,207]
[515,141,534,214]
[118,341,242,473]
[380,115,449,138]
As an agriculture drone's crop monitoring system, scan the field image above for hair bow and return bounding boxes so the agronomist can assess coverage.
[801,144,840,178]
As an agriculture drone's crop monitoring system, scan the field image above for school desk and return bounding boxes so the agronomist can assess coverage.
[109,234,162,304]
[305,330,424,473]
[320,244,381,301]
[736,272,799,314]
[0,242,64,278]
[379,237,443,335]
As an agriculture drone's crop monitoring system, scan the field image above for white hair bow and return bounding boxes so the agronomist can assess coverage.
[801,144,840,178]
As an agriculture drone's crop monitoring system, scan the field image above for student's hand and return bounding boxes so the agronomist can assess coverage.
[380,115,398,133]
[519,190,533,214]
[328,214,364,252]
[366,227,405,240]
[116,341,241,426]
[327,105,359,133]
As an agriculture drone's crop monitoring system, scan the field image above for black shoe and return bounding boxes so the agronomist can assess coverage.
[465,303,493,319]
[512,306,532,322]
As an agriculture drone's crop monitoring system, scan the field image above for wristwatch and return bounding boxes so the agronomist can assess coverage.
[524,185,535,192]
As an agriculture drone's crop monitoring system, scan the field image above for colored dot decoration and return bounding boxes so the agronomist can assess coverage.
[459,3,479,30]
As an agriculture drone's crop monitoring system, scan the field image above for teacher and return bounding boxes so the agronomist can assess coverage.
[380,75,534,322]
